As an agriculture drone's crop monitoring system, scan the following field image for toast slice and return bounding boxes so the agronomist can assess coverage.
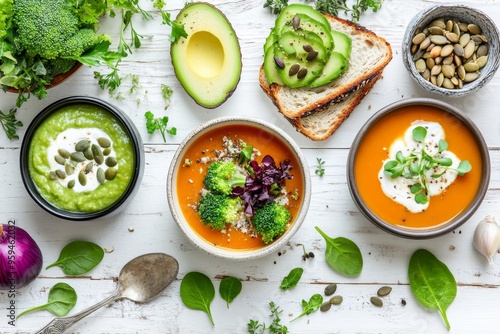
[263,14,392,119]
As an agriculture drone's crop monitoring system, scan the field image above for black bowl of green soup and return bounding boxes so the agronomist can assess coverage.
[20,96,145,221]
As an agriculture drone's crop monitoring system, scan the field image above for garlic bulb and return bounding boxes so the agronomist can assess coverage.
[473,215,500,264]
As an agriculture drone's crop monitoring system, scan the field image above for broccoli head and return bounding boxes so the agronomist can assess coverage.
[203,161,246,195]
[198,193,243,230]
[251,203,291,244]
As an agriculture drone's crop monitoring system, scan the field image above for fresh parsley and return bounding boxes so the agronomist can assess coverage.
[145,111,177,142]
[0,108,23,140]
[315,158,325,176]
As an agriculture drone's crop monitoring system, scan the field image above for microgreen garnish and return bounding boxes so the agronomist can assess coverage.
[145,111,177,142]
[161,84,173,110]
[383,125,472,204]
[264,0,289,15]
[239,145,253,165]
[247,301,288,334]
[0,108,23,140]
[315,158,325,176]
[299,244,315,261]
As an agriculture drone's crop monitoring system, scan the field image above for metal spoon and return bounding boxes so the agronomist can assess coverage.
[36,253,179,334]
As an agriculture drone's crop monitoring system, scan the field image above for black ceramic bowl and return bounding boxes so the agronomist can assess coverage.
[20,96,145,221]
[347,98,490,238]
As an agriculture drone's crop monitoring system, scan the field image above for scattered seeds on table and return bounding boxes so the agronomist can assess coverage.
[377,286,392,297]
[370,296,383,307]
[320,302,332,312]
[324,283,337,296]
[329,295,343,305]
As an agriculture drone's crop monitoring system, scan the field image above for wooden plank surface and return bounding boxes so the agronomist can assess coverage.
[1,0,500,333]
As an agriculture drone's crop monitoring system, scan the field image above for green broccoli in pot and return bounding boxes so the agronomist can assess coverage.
[251,203,291,244]
[203,161,246,195]
[198,193,243,230]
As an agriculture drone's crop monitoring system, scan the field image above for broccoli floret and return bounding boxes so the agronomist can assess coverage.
[13,0,79,59]
[203,161,246,195]
[198,193,243,230]
[252,204,291,244]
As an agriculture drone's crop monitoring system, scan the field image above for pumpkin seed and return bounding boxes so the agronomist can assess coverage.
[297,68,308,79]
[430,75,437,85]
[292,15,300,30]
[454,54,462,67]
[105,157,118,167]
[97,137,111,148]
[464,72,480,82]
[458,22,468,32]
[58,149,70,159]
[467,24,481,35]
[75,140,90,152]
[274,57,285,69]
[377,286,392,297]
[324,283,337,296]
[443,77,454,89]
[429,45,442,58]
[415,59,426,73]
[84,162,94,174]
[97,167,105,185]
[453,23,461,36]
[54,155,66,165]
[430,35,448,45]
[476,45,488,58]
[428,26,444,35]
[459,33,471,47]
[306,51,318,61]
[105,167,117,180]
[426,57,435,69]
[412,49,425,61]
[288,64,300,76]
[437,73,444,87]
[419,37,431,50]
[442,64,455,78]
[70,151,86,162]
[65,162,75,175]
[429,19,445,29]
[440,44,454,57]
[476,55,488,68]
[84,147,94,160]
[92,144,104,165]
[457,65,466,80]
[303,44,313,52]
[451,76,459,86]
[103,148,112,156]
[67,180,75,189]
[464,62,479,72]
[430,65,442,76]
[320,302,332,312]
[78,170,87,186]
[445,32,459,43]
[453,44,464,57]
[329,295,343,305]
[421,68,430,81]
[370,296,383,307]
[49,171,58,180]
[55,170,66,179]
[463,40,475,59]
[442,55,454,65]
[412,32,426,45]
[445,20,453,32]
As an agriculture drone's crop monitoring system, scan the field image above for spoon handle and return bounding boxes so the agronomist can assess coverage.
[35,290,119,334]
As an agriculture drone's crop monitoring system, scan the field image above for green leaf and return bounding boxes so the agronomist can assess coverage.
[315,226,363,276]
[219,276,242,309]
[412,126,427,143]
[408,249,457,330]
[0,108,23,140]
[291,294,323,322]
[46,241,104,275]
[396,151,405,164]
[410,184,422,194]
[18,283,77,318]
[180,272,215,325]
[73,41,123,67]
[280,267,303,291]
[239,145,253,165]
[383,160,398,171]
[435,158,453,167]
[438,139,448,153]
[415,193,428,204]
[456,160,472,176]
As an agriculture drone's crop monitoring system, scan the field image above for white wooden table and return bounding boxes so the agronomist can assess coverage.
[1,1,500,333]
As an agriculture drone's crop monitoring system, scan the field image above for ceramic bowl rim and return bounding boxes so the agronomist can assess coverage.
[402,3,500,97]
[19,96,145,221]
[347,98,490,239]
[167,116,311,260]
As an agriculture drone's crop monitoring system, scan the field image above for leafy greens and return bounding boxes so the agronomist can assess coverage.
[180,272,215,325]
[219,276,242,308]
[46,240,105,276]
[18,282,77,318]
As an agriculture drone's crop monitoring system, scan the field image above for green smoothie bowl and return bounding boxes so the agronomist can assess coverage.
[20,96,145,221]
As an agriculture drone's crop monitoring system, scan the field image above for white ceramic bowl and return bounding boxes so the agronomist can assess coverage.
[167,117,311,260]
[402,4,500,97]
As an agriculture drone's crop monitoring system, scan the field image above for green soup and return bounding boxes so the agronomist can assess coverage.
[28,104,136,212]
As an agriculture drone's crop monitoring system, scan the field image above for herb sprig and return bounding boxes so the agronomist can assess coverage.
[383,125,472,204]
[264,0,384,22]
[145,111,177,142]
[247,301,288,334]
[315,158,325,176]
[0,108,23,140]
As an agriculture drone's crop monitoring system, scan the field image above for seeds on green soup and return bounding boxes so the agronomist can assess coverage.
[84,162,94,174]
[103,147,112,156]
[105,167,117,180]
[75,139,90,152]
[54,155,66,165]
[65,162,75,175]
[84,146,94,160]
[58,149,70,159]
[97,168,105,185]
[55,170,66,179]
[98,137,111,148]
[67,180,75,189]
[78,170,87,186]
[105,157,118,167]
[92,144,104,165]
[70,151,86,162]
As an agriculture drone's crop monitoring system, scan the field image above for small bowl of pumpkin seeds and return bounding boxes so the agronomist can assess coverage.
[402,4,500,97]
[20,96,145,221]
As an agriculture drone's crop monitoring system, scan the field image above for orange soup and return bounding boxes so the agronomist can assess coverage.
[354,105,483,229]
[176,124,304,250]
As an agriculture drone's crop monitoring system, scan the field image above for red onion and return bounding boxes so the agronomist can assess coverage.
[0,223,43,290]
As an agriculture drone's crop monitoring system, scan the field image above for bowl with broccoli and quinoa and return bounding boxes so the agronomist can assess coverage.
[167,117,311,260]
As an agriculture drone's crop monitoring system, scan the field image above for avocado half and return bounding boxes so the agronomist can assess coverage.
[171,2,242,109]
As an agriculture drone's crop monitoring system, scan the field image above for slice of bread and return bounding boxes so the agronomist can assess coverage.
[263,14,392,119]
[290,71,383,140]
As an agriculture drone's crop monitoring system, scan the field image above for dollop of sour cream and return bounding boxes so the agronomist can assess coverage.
[378,121,461,213]
[47,128,117,192]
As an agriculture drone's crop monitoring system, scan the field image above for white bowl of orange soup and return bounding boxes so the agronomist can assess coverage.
[167,117,311,259]
[347,98,490,238]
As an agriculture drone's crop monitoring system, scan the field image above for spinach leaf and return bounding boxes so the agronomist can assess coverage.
[291,293,323,322]
[219,276,242,308]
[408,249,457,330]
[18,282,77,318]
[46,241,105,275]
[315,226,363,276]
[180,272,215,325]
[280,267,303,291]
